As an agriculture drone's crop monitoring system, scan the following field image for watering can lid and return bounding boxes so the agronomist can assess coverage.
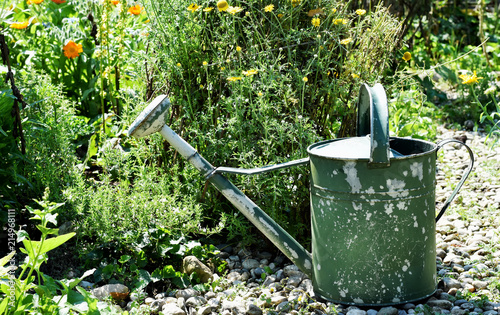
[308,136,404,160]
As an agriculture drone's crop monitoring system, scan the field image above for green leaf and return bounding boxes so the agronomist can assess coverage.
[0,251,15,268]
[0,296,9,314]
[172,275,190,288]
[36,225,59,236]
[119,255,131,264]
[23,233,75,256]
[151,265,176,282]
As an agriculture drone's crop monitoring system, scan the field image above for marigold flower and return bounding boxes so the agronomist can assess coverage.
[311,17,320,27]
[10,20,30,29]
[459,71,483,85]
[63,40,83,59]
[27,0,43,4]
[227,6,243,14]
[355,9,366,15]
[203,61,208,66]
[302,77,308,82]
[334,18,348,25]
[111,0,119,4]
[177,63,181,67]
[242,69,258,76]
[187,3,200,12]
[51,0,66,3]
[236,46,242,52]
[227,76,242,82]
[203,7,214,12]
[264,4,274,12]
[128,4,142,15]
[402,52,411,61]
[217,0,229,11]
[340,37,352,45]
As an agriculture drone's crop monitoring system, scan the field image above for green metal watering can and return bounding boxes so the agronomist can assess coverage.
[128,83,474,306]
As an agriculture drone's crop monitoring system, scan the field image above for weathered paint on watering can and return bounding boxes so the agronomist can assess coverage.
[127,83,474,307]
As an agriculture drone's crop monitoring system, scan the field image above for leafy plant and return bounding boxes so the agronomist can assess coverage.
[0,189,110,314]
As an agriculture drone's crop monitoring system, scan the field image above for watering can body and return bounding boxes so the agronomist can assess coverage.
[127,84,474,306]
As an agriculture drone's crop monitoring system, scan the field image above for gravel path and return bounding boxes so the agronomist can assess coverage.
[127,127,500,315]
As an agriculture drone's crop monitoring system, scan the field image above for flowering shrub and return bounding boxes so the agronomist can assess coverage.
[144,0,404,242]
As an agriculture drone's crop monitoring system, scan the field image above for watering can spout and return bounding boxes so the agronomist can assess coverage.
[127,95,313,277]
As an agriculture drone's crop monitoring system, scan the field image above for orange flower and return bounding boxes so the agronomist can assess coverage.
[128,4,142,15]
[63,40,83,59]
[111,0,119,4]
[10,21,30,29]
[27,0,44,4]
[51,0,66,3]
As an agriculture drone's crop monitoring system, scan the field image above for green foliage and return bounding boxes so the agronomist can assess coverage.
[0,189,110,314]
[140,0,404,243]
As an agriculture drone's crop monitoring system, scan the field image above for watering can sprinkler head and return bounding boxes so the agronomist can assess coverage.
[127,95,171,138]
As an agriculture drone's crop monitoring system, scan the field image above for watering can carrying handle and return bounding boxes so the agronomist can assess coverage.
[357,83,391,167]
[435,139,475,222]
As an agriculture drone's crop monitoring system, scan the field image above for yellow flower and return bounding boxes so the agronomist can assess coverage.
[334,18,348,25]
[291,0,300,7]
[227,6,243,14]
[187,3,201,12]
[27,0,43,4]
[203,61,208,66]
[459,71,483,85]
[220,66,225,70]
[200,85,204,89]
[402,52,411,61]
[217,0,229,11]
[332,8,337,13]
[277,13,283,18]
[227,76,243,82]
[264,4,274,12]
[351,73,359,78]
[340,37,352,45]
[63,40,83,59]
[242,69,258,76]
[302,76,308,82]
[258,92,263,96]
[236,46,242,52]
[311,17,320,27]
[128,4,142,15]
[10,20,30,29]
[203,7,214,12]
[176,63,181,67]
[355,9,366,15]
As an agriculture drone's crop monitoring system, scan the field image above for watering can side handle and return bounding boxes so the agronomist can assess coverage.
[210,157,310,177]
[435,139,475,222]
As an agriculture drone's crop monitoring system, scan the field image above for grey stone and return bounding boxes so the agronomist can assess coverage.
[460,303,475,311]
[91,284,129,301]
[403,304,416,310]
[197,306,212,315]
[367,309,378,315]
[247,303,263,315]
[441,277,462,291]
[185,296,206,307]
[222,299,246,314]
[483,311,499,315]
[175,288,198,299]
[377,307,399,315]
[162,303,186,315]
[254,267,266,278]
[472,280,488,290]
[276,301,291,312]
[242,258,260,270]
[182,256,213,283]
[346,310,367,315]
[451,306,468,315]
[427,300,453,310]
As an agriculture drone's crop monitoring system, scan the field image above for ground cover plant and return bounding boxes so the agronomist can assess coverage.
[0,0,499,313]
